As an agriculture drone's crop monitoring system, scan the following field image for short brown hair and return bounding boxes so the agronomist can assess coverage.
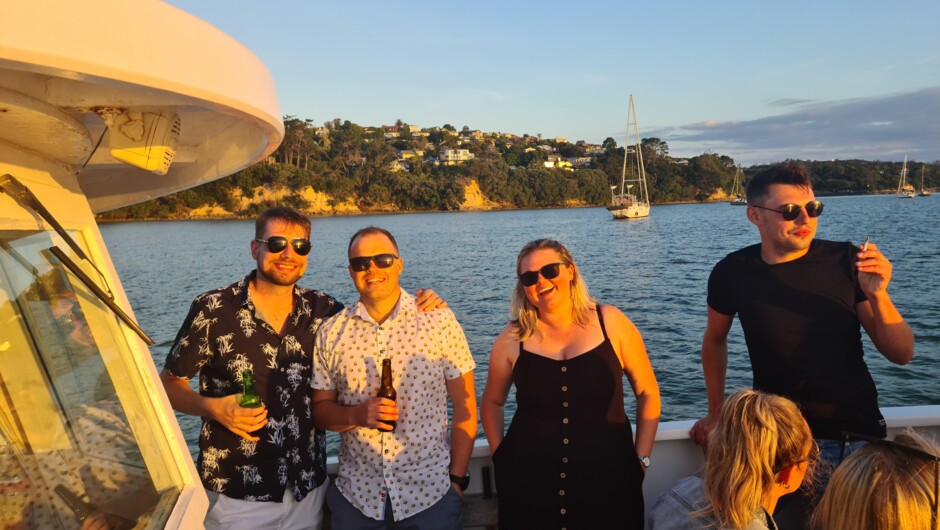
[746,161,812,204]
[347,226,399,257]
[255,206,311,239]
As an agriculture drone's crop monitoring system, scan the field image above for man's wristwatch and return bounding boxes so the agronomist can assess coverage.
[638,455,651,469]
[450,473,470,490]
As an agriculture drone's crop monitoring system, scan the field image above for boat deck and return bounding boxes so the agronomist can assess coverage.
[463,496,499,529]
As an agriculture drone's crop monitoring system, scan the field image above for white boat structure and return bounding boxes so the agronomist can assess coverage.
[918,164,932,197]
[0,1,282,527]
[607,95,651,219]
[729,167,747,205]
[897,155,915,198]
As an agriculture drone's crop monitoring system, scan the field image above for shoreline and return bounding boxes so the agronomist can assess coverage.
[95,191,902,223]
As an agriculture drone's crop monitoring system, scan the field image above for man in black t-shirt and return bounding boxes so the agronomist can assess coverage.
[690,162,914,453]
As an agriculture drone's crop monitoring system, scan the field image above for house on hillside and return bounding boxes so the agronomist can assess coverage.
[544,155,573,170]
[439,148,474,165]
[398,149,425,161]
[569,157,593,168]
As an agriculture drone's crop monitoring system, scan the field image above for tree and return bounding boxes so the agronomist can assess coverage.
[687,153,730,198]
[276,116,314,168]
[602,137,618,150]
[641,137,669,169]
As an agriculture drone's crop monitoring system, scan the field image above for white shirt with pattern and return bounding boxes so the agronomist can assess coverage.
[312,289,475,521]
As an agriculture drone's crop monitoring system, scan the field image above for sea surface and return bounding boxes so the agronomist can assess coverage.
[101,195,940,456]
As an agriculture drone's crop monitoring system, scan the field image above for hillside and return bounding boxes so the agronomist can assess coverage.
[97,117,937,220]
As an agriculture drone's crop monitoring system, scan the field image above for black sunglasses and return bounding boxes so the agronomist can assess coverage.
[519,262,566,287]
[751,200,824,221]
[255,237,312,256]
[349,253,398,272]
[841,432,939,525]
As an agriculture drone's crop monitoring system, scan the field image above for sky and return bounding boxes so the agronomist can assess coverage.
[167,0,940,165]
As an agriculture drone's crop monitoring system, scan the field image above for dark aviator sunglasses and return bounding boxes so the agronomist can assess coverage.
[519,262,566,287]
[750,200,824,221]
[349,254,398,272]
[255,237,312,256]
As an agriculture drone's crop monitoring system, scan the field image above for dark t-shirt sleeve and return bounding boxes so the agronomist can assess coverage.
[706,258,735,316]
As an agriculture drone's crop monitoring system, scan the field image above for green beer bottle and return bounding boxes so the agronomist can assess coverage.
[238,369,262,408]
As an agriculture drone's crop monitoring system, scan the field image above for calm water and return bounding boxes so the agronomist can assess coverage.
[101,196,940,455]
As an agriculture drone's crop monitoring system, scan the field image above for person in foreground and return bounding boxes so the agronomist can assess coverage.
[811,429,940,530]
[481,238,660,529]
[691,161,914,469]
[312,227,477,530]
[161,209,443,530]
[649,389,817,530]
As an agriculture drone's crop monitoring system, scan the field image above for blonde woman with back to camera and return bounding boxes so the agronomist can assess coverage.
[649,389,817,530]
[811,429,940,530]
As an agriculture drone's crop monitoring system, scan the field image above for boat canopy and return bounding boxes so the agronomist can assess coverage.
[0,0,284,212]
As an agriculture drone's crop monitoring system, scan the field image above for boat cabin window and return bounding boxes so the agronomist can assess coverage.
[0,229,182,528]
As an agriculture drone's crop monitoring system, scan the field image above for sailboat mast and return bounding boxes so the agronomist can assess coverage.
[625,95,649,203]
[619,99,629,196]
[897,155,908,194]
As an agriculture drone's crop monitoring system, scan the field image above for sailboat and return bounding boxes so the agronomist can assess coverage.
[607,95,651,219]
[729,167,747,205]
[918,164,932,197]
[897,155,915,198]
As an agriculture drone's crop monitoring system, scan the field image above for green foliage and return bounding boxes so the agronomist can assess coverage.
[99,117,939,221]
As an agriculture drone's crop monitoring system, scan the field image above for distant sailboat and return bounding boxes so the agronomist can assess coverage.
[918,164,932,197]
[897,155,915,198]
[729,167,747,205]
[607,94,651,219]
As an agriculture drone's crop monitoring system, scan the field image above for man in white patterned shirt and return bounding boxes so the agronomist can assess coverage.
[312,226,477,529]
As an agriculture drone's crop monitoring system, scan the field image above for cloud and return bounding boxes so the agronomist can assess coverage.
[654,86,940,165]
[766,98,815,108]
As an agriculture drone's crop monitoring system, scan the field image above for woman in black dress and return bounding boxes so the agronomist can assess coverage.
[481,238,661,529]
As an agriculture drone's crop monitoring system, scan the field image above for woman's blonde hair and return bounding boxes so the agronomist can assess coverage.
[509,239,593,341]
[699,389,816,530]
[811,429,939,530]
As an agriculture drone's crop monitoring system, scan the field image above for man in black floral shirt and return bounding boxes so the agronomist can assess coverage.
[161,207,341,529]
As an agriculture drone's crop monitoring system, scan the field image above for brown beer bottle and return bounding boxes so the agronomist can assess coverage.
[376,359,397,430]
[54,484,94,523]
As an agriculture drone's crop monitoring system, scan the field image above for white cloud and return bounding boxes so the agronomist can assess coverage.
[654,86,940,165]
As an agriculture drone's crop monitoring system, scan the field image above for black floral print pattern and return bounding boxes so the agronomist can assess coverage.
[165,271,342,501]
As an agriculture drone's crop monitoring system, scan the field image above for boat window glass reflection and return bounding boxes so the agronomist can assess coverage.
[0,230,181,529]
